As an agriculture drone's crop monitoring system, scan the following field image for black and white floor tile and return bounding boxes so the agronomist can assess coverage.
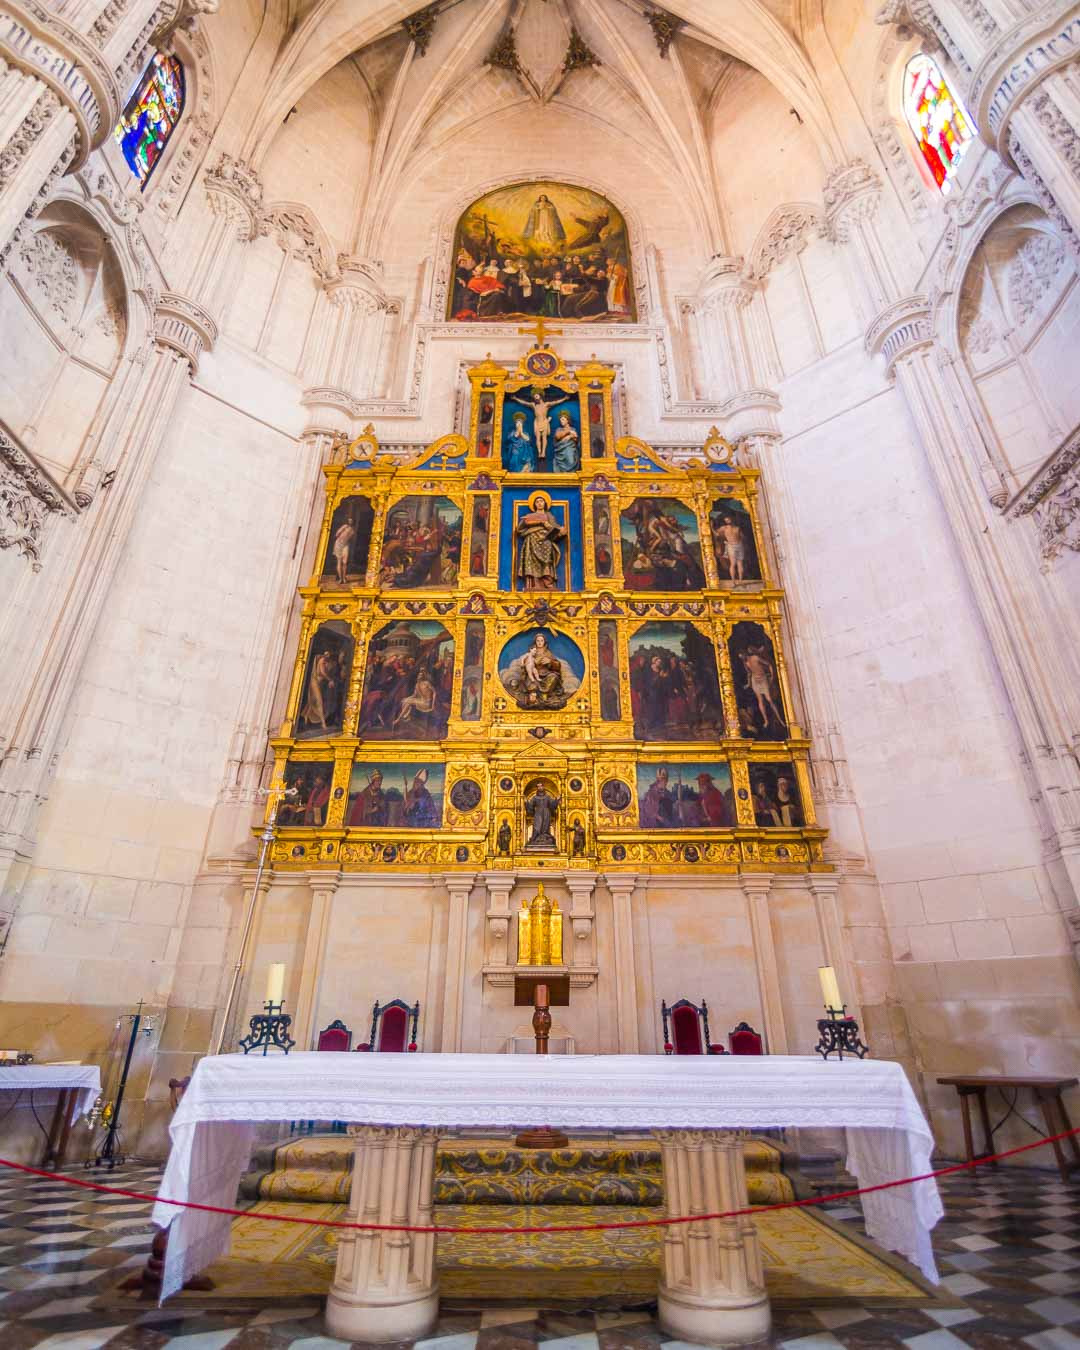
[0,1161,1075,1348]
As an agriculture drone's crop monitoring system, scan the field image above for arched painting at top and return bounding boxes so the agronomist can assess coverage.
[449,181,635,323]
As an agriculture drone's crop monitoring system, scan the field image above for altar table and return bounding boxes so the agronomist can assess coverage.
[0,1063,100,1167]
[154,1053,942,1347]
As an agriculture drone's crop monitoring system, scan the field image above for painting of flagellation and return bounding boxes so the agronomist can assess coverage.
[449,181,635,323]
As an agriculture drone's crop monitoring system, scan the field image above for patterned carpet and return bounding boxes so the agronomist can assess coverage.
[0,1160,1076,1347]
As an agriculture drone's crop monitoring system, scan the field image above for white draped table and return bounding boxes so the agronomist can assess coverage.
[154,1053,943,1346]
[0,1064,100,1167]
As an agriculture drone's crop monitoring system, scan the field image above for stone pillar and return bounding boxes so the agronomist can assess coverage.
[320,256,392,401]
[565,871,596,967]
[807,874,862,1026]
[190,154,265,309]
[325,1125,440,1343]
[654,1128,770,1347]
[440,874,475,1052]
[605,873,640,1053]
[867,299,1080,909]
[823,160,898,324]
[293,876,339,1050]
[483,872,514,968]
[741,874,789,1055]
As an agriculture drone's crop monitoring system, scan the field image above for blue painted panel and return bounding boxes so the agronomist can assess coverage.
[498,487,583,591]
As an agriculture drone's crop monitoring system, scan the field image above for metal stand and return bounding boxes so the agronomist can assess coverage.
[239,1000,296,1055]
[814,1005,869,1061]
[88,1002,155,1170]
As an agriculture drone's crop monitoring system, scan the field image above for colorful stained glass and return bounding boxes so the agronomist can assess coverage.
[114,53,185,189]
[904,54,974,195]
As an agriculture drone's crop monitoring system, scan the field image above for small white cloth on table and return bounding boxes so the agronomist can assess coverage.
[0,1063,101,1118]
[153,1052,943,1299]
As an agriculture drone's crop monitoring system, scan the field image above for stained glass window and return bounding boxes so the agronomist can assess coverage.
[114,53,185,189]
[904,54,974,195]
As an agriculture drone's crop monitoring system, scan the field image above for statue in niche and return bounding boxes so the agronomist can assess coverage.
[571,819,586,857]
[525,783,559,851]
[497,819,512,855]
[508,389,569,466]
[515,494,566,591]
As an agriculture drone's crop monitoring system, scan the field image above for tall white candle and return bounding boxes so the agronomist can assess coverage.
[818,966,842,1011]
[266,963,285,1005]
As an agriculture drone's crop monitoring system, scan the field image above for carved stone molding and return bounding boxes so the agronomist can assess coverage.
[0,419,73,569]
[823,160,883,243]
[152,290,217,370]
[16,225,78,323]
[301,386,360,439]
[0,84,61,194]
[970,2,1080,149]
[324,254,389,311]
[1030,89,1080,176]
[865,294,933,374]
[204,153,264,241]
[1007,129,1080,262]
[269,203,334,280]
[1007,423,1080,538]
[0,2,121,163]
[875,0,969,74]
[871,30,930,226]
[746,206,826,280]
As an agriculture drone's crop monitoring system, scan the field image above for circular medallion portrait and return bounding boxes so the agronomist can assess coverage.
[455,846,470,863]
[500,776,515,792]
[569,777,583,792]
[601,779,632,812]
[684,845,700,863]
[450,779,483,812]
[611,844,627,862]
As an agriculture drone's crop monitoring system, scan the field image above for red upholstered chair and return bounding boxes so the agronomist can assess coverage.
[316,1019,352,1052]
[729,1021,765,1055]
[661,999,727,1055]
[358,999,420,1052]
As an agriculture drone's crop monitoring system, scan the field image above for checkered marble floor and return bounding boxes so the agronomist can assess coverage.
[0,1160,1076,1348]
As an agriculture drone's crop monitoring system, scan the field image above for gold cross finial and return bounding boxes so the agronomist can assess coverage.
[518,317,563,348]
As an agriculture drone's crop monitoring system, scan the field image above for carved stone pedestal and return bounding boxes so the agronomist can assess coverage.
[325,1125,440,1342]
[654,1129,770,1347]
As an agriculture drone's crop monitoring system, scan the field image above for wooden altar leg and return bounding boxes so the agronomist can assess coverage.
[325,1124,440,1343]
[654,1129,771,1347]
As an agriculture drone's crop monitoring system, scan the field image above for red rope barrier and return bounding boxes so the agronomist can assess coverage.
[1,1126,1076,1235]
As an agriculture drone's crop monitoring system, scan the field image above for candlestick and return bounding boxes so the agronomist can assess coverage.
[266,963,285,1005]
[818,965,842,1012]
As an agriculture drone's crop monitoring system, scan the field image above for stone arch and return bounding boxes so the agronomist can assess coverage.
[869,27,932,224]
[746,202,827,281]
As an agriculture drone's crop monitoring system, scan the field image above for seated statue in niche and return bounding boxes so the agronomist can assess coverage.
[506,632,567,710]
[515,495,566,591]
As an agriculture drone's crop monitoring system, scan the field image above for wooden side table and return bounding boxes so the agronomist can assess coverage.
[937,1075,1080,1183]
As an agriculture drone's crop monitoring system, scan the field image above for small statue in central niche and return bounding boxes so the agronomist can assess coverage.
[525,783,559,851]
[515,494,566,592]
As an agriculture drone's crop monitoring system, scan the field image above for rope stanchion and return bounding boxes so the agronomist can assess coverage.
[0,1125,1076,1236]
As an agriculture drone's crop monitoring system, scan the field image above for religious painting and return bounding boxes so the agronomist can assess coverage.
[449,181,634,323]
[460,619,485,722]
[114,53,185,189]
[377,496,462,588]
[749,763,803,828]
[636,762,734,829]
[346,761,445,829]
[587,392,606,457]
[497,489,584,592]
[321,495,374,587]
[277,761,333,828]
[728,620,789,740]
[498,628,584,711]
[598,619,621,720]
[468,497,491,577]
[708,497,761,584]
[592,497,614,579]
[295,621,354,739]
[358,621,454,740]
[502,387,580,473]
[629,622,724,741]
[621,498,705,591]
[476,394,495,458]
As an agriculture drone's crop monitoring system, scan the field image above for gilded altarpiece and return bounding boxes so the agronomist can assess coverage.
[265,344,827,875]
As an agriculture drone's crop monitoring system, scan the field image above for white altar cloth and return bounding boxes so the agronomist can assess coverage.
[0,1063,101,1117]
[153,1052,943,1299]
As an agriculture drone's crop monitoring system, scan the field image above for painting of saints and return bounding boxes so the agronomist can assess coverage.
[637,762,734,829]
[448,181,635,323]
[322,495,374,587]
[728,621,788,740]
[278,761,334,827]
[504,413,535,473]
[709,498,761,584]
[621,498,706,592]
[296,622,353,738]
[358,621,453,740]
[515,495,567,591]
[749,764,803,827]
[499,629,583,711]
[346,762,445,828]
[378,496,462,589]
[629,622,724,741]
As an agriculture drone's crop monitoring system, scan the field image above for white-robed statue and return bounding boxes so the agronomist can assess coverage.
[522,193,566,249]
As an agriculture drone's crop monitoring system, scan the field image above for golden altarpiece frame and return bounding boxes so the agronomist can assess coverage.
[264,342,828,875]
